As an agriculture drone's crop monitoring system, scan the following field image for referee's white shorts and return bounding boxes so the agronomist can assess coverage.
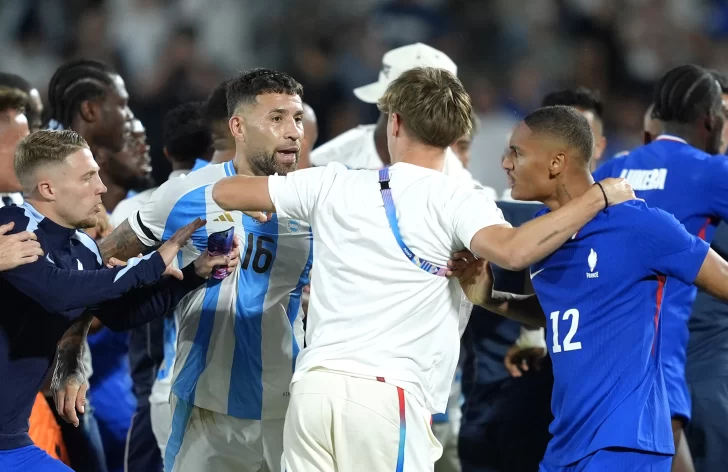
[283,369,442,472]
[164,394,284,472]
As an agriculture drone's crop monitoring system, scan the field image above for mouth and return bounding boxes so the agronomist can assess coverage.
[275,147,299,164]
[506,173,515,187]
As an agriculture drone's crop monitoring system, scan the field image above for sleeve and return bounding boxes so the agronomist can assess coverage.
[128,179,188,246]
[707,156,728,221]
[2,251,167,313]
[268,165,334,222]
[638,206,710,285]
[449,186,509,250]
[92,262,206,331]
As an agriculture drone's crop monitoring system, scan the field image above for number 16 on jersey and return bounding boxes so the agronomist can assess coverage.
[550,309,582,353]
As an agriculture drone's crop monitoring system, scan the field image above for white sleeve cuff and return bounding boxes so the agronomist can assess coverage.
[515,326,546,350]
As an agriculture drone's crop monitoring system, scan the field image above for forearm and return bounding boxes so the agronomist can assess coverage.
[480,291,546,328]
[211,175,275,213]
[51,314,92,389]
[93,262,206,331]
[473,186,604,270]
[98,219,155,263]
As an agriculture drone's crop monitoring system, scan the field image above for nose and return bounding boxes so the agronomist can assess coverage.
[285,117,302,142]
[97,179,108,195]
[501,152,513,170]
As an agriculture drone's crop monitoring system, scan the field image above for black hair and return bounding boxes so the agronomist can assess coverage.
[524,105,594,163]
[226,68,303,116]
[652,64,722,124]
[0,73,31,93]
[541,87,604,122]
[44,59,115,129]
[710,69,728,94]
[205,79,229,125]
[162,102,212,164]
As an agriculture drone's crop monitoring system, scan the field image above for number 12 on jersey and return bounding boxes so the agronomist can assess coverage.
[550,309,582,353]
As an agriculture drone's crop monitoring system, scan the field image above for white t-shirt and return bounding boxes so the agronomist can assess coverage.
[310,124,498,201]
[268,162,506,413]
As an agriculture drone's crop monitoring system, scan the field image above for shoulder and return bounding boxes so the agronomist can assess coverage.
[607,199,680,230]
[111,188,156,226]
[0,203,39,232]
[154,163,228,207]
[310,125,375,167]
[71,231,102,266]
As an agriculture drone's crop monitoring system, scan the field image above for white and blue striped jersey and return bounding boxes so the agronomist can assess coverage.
[128,161,313,420]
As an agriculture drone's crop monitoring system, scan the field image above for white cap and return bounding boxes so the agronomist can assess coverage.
[353,43,458,104]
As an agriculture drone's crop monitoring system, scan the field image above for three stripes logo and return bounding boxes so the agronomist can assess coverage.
[213,212,235,223]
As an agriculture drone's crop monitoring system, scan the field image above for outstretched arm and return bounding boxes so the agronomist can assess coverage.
[694,248,728,301]
[98,218,155,263]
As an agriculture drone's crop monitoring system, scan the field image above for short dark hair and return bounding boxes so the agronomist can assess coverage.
[45,59,115,129]
[710,69,728,94]
[541,87,604,122]
[0,73,40,128]
[0,87,28,116]
[226,68,303,115]
[205,79,229,124]
[524,105,594,163]
[162,102,212,164]
[652,64,722,124]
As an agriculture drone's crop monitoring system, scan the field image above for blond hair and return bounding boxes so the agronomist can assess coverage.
[15,130,89,189]
[0,86,27,117]
[378,67,472,148]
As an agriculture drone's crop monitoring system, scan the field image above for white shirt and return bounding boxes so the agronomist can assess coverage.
[310,124,498,201]
[110,170,189,228]
[268,162,506,413]
[129,161,312,419]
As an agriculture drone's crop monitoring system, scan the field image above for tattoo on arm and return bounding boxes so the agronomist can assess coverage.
[537,230,559,246]
[98,220,150,262]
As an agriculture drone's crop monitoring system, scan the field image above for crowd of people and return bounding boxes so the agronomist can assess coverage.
[2,31,728,472]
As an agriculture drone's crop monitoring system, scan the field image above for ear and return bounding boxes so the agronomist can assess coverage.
[79,99,99,124]
[162,146,173,164]
[229,114,245,143]
[548,152,566,177]
[391,113,401,137]
[37,179,56,201]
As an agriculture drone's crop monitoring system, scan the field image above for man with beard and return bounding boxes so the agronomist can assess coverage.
[55,68,314,472]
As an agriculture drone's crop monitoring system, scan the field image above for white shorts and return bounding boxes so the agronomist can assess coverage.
[164,394,284,472]
[150,399,172,456]
[283,369,442,472]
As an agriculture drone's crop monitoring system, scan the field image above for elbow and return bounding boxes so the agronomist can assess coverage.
[499,250,530,272]
[211,181,234,211]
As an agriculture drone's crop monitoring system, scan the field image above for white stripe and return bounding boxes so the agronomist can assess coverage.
[114,252,154,282]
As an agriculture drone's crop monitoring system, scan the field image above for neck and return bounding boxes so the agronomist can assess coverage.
[25,197,74,229]
[396,144,447,171]
[211,149,236,165]
[171,160,193,172]
[98,169,126,212]
[373,122,391,166]
[232,153,254,176]
[660,123,702,149]
[543,170,594,211]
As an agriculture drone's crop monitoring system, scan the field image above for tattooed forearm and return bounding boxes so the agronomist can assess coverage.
[537,230,559,246]
[98,219,151,262]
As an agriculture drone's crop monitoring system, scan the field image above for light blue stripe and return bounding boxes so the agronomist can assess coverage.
[172,280,222,403]
[228,214,278,419]
[191,158,209,171]
[164,395,194,472]
[20,202,44,232]
[113,252,154,282]
[161,186,210,251]
[285,227,313,371]
[223,160,235,177]
[72,231,102,265]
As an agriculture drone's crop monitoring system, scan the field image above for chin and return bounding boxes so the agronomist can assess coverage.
[510,187,537,202]
[274,163,298,176]
[76,216,99,230]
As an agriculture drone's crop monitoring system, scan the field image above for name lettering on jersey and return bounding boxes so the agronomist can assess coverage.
[586,248,598,279]
[213,212,235,223]
[619,168,667,191]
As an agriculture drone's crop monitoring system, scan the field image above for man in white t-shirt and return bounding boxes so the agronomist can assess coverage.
[310,42,497,200]
[212,67,634,471]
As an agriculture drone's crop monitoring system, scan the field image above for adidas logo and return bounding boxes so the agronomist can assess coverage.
[213,212,235,223]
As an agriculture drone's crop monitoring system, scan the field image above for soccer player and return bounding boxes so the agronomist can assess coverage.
[593,64,728,471]
[0,72,43,132]
[211,67,634,471]
[451,104,728,471]
[57,68,313,472]
[0,129,237,472]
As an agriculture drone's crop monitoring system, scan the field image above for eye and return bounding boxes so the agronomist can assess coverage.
[272,115,282,122]
[295,116,303,124]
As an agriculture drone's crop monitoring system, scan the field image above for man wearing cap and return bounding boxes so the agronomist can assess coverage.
[310,42,496,199]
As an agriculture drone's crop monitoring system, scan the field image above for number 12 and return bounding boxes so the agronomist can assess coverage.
[550,309,582,353]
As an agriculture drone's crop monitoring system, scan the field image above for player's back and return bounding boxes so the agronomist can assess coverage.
[129,161,313,420]
[285,162,504,413]
[531,200,708,466]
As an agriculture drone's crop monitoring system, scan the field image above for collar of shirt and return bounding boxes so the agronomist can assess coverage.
[654,134,688,144]
[24,202,76,246]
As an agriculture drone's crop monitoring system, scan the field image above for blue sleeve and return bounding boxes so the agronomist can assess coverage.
[707,156,728,222]
[638,206,710,284]
[92,262,206,331]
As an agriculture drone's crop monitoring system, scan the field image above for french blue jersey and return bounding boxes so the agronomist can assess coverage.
[531,200,709,466]
[128,161,313,420]
[593,135,728,420]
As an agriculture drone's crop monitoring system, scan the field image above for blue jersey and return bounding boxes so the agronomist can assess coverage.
[593,135,728,420]
[531,200,709,465]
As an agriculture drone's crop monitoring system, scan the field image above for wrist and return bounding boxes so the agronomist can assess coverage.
[515,326,546,350]
[585,185,605,214]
